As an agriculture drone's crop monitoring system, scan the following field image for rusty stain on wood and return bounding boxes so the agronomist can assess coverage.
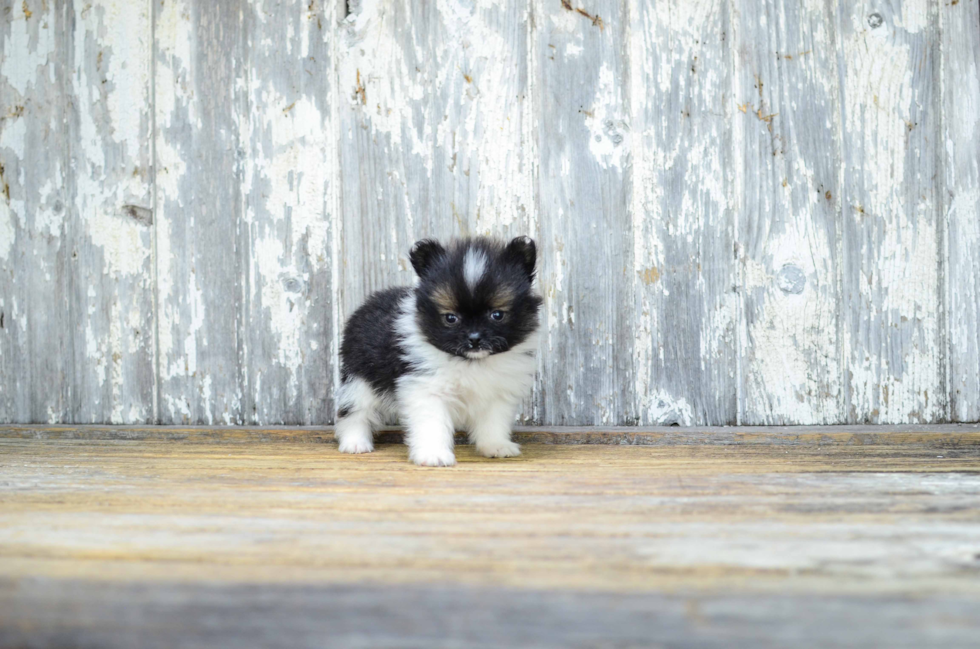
[561,0,604,30]
[353,69,366,105]
[639,267,660,285]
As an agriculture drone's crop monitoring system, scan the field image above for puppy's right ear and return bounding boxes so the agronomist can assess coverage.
[409,239,446,277]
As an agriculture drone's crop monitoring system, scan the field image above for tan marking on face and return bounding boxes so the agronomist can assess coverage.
[488,286,515,311]
[431,285,457,313]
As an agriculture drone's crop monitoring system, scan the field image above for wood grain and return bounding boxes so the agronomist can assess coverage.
[533,0,635,425]
[0,436,978,646]
[630,0,737,426]
[734,0,843,424]
[154,0,248,424]
[2,0,980,427]
[242,0,338,424]
[69,1,156,424]
[337,0,430,319]
[2,578,979,649]
[837,0,944,423]
[0,1,72,422]
[1,438,977,591]
[944,0,980,422]
[336,1,532,305]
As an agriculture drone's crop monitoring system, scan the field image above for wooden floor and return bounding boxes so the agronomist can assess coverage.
[2,427,980,647]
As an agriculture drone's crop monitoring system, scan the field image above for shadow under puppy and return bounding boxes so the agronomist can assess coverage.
[336,236,542,466]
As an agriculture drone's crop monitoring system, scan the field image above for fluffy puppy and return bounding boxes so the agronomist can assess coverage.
[336,236,542,466]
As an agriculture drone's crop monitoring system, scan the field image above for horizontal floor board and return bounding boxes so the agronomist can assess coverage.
[1,438,979,647]
[2,578,979,649]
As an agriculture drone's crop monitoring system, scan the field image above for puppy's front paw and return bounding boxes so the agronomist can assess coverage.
[337,437,374,454]
[476,440,521,458]
[409,447,457,467]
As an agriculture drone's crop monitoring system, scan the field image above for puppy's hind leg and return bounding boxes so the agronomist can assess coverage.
[335,377,380,454]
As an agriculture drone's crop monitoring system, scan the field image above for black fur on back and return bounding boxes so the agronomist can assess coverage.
[339,286,412,395]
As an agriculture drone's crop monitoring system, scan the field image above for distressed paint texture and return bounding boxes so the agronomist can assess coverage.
[944,0,980,422]
[70,1,156,424]
[0,2,72,423]
[243,0,338,424]
[734,0,842,424]
[534,0,635,425]
[154,0,247,424]
[338,0,532,314]
[1,0,979,426]
[631,0,737,426]
[837,0,944,423]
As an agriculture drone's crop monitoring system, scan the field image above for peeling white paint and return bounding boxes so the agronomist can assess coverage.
[643,390,696,426]
[840,5,942,423]
[340,0,427,150]
[842,35,913,220]
[584,64,629,171]
[151,0,193,383]
[0,200,14,262]
[898,0,929,34]
[86,210,149,276]
[2,0,976,427]
[252,235,308,395]
[1,6,58,96]
[734,0,845,425]
[155,214,175,374]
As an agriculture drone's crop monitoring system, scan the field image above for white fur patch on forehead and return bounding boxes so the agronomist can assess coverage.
[462,248,487,292]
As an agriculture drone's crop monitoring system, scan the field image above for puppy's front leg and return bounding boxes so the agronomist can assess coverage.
[469,400,521,458]
[399,382,456,467]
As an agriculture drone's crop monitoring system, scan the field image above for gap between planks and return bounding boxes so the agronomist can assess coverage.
[2,424,979,447]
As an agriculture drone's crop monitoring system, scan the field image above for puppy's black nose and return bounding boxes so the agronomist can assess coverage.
[467,331,482,346]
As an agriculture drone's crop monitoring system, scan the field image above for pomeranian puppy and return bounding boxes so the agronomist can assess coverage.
[336,236,542,466]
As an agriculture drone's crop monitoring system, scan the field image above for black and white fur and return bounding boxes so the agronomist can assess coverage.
[336,236,542,466]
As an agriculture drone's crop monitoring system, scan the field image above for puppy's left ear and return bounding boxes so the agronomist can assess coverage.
[409,239,446,278]
[505,236,537,280]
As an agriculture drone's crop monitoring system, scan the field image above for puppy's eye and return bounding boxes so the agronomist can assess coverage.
[444,313,459,325]
[489,310,504,321]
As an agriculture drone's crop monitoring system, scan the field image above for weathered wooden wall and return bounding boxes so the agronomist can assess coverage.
[1,0,978,426]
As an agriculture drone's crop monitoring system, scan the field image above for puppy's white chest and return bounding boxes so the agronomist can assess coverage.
[436,360,508,401]
[414,349,534,422]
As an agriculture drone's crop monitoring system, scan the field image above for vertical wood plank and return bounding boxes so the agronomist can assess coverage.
[425,0,533,242]
[533,0,634,425]
[733,0,843,424]
[338,0,425,320]
[943,0,980,422]
[69,1,156,423]
[0,1,71,422]
[837,0,944,423]
[242,0,338,424]
[154,0,247,424]
[630,0,737,425]
[338,0,532,305]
